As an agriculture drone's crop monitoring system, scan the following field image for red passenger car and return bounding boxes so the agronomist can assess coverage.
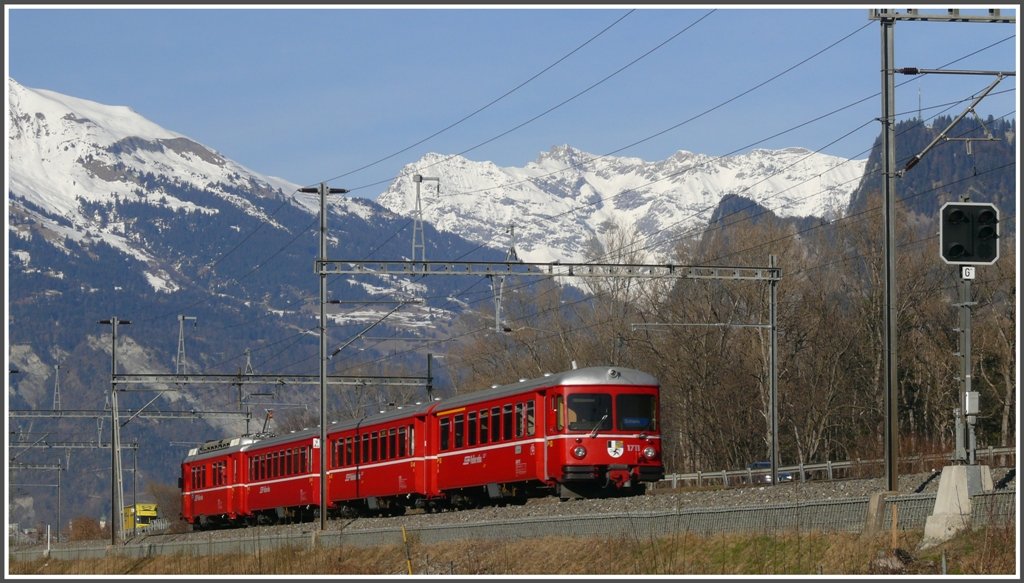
[179,366,663,528]
[427,366,663,506]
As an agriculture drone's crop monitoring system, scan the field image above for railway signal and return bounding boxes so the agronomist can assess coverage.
[939,202,1000,265]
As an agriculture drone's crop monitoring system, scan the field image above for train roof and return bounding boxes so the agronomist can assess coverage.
[433,366,658,411]
[181,401,436,462]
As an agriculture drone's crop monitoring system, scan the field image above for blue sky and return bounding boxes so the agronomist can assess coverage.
[6,5,1018,198]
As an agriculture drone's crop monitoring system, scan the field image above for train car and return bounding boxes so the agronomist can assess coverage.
[178,365,663,528]
[427,366,663,507]
[179,436,256,529]
[324,403,432,516]
[240,431,320,525]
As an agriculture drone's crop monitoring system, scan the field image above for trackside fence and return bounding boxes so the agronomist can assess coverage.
[659,446,1016,488]
[10,490,1014,563]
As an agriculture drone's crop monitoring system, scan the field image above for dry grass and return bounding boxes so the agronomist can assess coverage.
[9,524,1016,576]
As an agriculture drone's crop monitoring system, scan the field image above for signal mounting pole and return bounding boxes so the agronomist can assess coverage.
[868,7,1014,494]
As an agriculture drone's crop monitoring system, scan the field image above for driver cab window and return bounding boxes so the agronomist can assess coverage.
[567,393,612,431]
[554,395,564,431]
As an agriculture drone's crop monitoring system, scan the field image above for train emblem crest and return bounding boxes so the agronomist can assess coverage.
[607,440,624,458]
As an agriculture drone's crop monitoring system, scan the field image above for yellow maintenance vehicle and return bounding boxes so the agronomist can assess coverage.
[123,503,159,531]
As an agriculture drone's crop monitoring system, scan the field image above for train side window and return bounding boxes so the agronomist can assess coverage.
[397,428,407,457]
[554,395,564,431]
[525,401,535,435]
[362,433,370,462]
[467,412,477,446]
[454,414,464,448]
[440,418,450,451]
[503,404,513,440]
[370,432,379,461]
[379,430,387,460]
[293,449,300,473]
[479,410,489,444]
[389,429,397,459]
[344,437,352,466]
[409,426,415,456]
[491,407,501,442]
[515,403,524,437]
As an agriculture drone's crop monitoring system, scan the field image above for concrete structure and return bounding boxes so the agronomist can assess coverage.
[919,464,993,549]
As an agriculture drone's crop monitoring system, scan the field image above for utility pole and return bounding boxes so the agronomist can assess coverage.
[176,315,197,375]
[492,223,520,333]
[299,182,349,532]
[56,459,62,543]
[99,316,130,545]
[769,254,779,485]
[878,8,900,494]
[52,362,62,411]
[411,174,439,267]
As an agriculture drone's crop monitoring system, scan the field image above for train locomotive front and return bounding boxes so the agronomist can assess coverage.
[544,367,664,498]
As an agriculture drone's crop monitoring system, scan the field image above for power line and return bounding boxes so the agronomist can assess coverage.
[318,9,638,185]
[343,10,719,195]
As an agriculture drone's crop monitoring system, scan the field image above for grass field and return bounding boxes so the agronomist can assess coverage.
[9,522,1016,576]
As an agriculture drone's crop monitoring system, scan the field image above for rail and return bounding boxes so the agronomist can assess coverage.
[657,446,1016,489]
[8,490,1015,564]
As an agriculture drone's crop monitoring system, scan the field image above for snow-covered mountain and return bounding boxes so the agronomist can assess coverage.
[7,79,397,294]
[377,146,868,263]
[6,79,508,528]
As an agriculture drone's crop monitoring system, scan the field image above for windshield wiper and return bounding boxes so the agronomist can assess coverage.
[589,414,608,438]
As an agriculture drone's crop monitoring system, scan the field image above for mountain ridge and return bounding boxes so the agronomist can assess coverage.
[377,144,867,264]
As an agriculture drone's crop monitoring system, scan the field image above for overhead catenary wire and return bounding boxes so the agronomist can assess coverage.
[161,26,1015,372]
[305,95,1015,377]
[329,158,1015,376]
[317,9,638,185]
[342,9,719,195]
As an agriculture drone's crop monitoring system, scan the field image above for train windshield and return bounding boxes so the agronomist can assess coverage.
[565,392,657,432]
[566,394,612,431]
[616,394,656,431]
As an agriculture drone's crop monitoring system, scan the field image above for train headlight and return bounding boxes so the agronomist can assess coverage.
[571,445,587,459]
[642,446,658,460]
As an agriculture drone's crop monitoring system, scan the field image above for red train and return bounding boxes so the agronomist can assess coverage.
[179,366,664,529]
